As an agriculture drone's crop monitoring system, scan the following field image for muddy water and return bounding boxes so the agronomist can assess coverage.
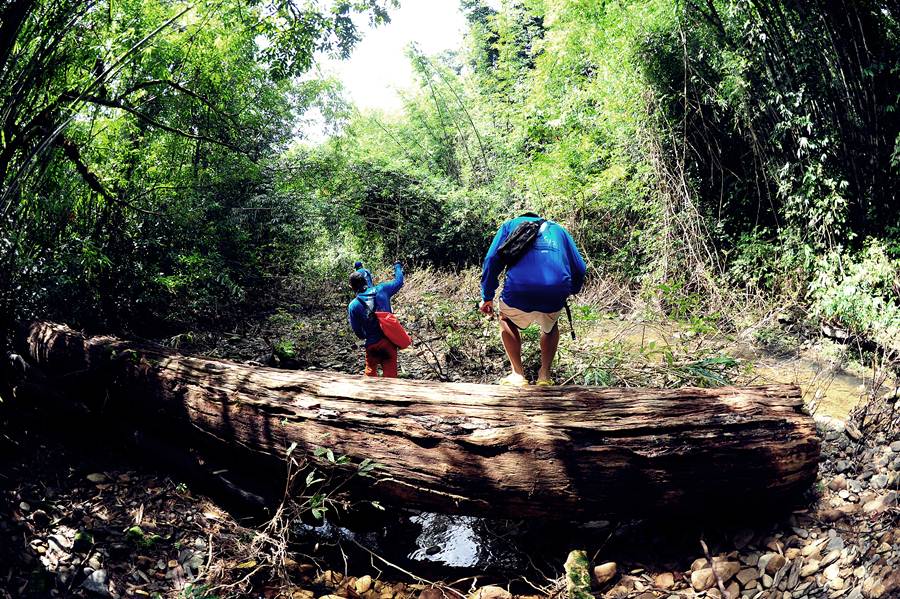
[580,317,887,419]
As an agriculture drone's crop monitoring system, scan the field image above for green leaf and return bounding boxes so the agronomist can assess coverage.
[305,470,324,486]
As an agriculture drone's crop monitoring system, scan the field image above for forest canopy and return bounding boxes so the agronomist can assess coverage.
[1,0,898,349]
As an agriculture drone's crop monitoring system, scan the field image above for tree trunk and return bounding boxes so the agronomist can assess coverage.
[11,321,821,519]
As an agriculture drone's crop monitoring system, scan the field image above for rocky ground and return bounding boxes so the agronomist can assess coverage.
[2,271,898,598]
[2,383,897,599]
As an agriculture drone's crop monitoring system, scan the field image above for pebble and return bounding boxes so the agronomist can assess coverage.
[826,536,845,552]
[822,549,842,567]
[869,474,888,489]
[737,567,758,585]
[80,569,109,596]
[593,561,617,586]
[765,553,787,575]
[653,572,674,590]
[467,586,511,599]
[690,561,740,591]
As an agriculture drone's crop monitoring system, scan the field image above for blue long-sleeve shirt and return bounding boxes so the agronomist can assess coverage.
[348,263,405,347]
[481,216,586,313]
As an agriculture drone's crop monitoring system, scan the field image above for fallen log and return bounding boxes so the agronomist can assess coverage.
[12,321,821,519]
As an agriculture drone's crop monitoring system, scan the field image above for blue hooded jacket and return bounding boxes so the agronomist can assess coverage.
[481,216,586,313]
[348,263,404,347]
[354,262,374,288]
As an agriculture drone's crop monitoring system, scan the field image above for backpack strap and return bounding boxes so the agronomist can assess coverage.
[357,293,378,320]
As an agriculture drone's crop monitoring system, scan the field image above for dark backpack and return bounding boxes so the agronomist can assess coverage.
[496,218,546,268]
[494,217,577,340]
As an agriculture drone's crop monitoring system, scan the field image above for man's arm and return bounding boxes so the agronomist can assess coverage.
[565,229,587,295]
[480,223,508,302]
[348,303,366,340]
[381,262,405,297]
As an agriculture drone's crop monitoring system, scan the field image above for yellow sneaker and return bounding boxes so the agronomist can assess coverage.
[499,373,529,387]
[535,378,555,387]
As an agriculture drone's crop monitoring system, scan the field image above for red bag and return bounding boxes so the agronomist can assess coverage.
[374,311,412,349]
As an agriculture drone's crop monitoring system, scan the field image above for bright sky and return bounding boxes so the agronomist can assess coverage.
[318,0,475,113]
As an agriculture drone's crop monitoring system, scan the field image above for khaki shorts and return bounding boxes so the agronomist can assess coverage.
[498,299,561,334]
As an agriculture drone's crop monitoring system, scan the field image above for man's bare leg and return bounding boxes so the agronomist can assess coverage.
[499,317,525,376]
[538,324,560,382]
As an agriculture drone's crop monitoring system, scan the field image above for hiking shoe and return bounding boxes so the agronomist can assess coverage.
[535,378,555,387]
[499,373,529,387]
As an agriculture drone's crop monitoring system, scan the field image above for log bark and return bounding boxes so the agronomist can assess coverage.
[12,321,821,519]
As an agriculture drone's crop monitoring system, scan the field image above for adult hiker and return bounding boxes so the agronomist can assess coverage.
[479,212,586,386]
[354,261,374,288]
[348,261,405,377]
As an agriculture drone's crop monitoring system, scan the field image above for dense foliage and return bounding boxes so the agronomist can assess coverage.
[2,0,898,346]
[0,0,393,334]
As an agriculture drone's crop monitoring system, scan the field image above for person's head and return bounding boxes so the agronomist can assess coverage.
[520,210,540,218]
[354,261,363,269]
[349,271,368,293]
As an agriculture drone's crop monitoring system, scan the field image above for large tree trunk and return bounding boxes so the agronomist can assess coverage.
[10,321,821,519]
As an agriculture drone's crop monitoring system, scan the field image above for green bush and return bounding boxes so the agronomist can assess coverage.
[809,241,900,350]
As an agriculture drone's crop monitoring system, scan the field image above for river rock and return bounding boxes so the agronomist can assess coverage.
[356,575,373,594]
[829,475,848,491]
[764,553,787,575]
[820,508,846,523]
[869,474,888,489]
[737,567,758,585]
[653,572,674,590]
[468,586,511,599]
[592,561,617,586]
[862,571,900,598]
[845,422,862,441]
[80,568,110,596]
[726,581,740,598]
[826,535,845,552]
[824,562,841,581]
[802,539,826,557]
[862,491,896,514]
[800,559,821,577]
[690,561,740,591]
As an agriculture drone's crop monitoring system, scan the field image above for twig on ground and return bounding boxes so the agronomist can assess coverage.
[700,538,730,599]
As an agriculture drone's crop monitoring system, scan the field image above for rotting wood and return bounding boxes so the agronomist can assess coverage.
[10,321,822,519]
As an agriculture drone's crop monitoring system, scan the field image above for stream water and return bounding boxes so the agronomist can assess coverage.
[582,317,890,419]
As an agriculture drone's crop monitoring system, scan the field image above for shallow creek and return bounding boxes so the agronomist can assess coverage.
[581,317,891,419]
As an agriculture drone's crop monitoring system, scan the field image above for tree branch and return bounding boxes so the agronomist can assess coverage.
[55,135,160,215]
[74,94,243,153]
